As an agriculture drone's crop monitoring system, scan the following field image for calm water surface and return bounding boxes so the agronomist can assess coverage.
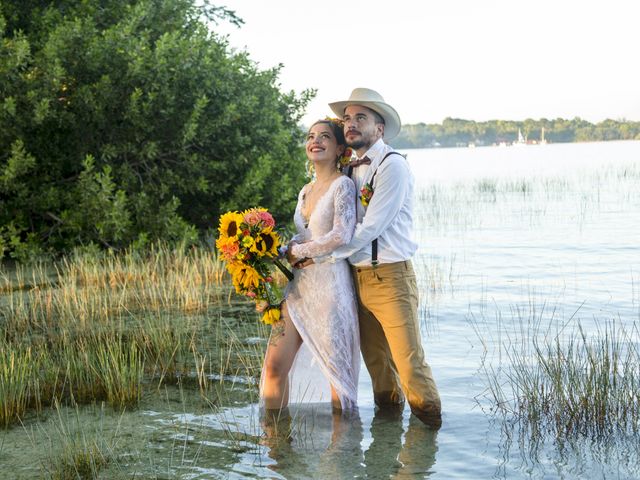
[2,141,639,479]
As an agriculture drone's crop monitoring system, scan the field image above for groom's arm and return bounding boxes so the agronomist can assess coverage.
[316,158,409,264]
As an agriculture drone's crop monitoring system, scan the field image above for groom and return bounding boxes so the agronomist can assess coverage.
[302,88,442,427]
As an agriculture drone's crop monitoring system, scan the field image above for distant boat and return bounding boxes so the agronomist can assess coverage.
[514,128,527,146]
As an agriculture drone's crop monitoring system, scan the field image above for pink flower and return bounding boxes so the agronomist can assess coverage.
[255,300,269,312]
[246,291,257,298]
[259,211,275,228]
[244,210,262,226]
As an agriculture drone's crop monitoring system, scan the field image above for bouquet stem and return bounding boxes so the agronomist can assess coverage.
[273,259,294,281]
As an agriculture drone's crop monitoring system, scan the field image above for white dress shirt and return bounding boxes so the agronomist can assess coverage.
[319,138,418,266]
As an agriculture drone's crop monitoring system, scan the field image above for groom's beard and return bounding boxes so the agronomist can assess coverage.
[347,138,367,150]
[346,130,374,151]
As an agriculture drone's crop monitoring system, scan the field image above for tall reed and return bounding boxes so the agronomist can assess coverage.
[0,345,34,428]
[478,318,640,438]
[93,335,145,409]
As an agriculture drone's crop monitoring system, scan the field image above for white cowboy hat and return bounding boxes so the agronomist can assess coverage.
[329,87,401,140]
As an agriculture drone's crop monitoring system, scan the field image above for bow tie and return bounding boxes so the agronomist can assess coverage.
[348,156,371,168]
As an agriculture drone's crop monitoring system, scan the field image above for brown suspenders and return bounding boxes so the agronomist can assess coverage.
[347,151,401,266]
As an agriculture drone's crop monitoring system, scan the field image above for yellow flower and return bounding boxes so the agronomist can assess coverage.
[250,231,280,257]
[218,211,244,238]
[339,147,354,166]
[225,262,249,293]
[262,307,281,325]
[241,235,255,249]
[229,263,262,293]
[225,260,242,276]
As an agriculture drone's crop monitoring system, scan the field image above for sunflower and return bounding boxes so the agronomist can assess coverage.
[262,306,281,325]
[263,231,280,256]
[218,211,244,239]
[250,231,280,258]
[228,263,262,293]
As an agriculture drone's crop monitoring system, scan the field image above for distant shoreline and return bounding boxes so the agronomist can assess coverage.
[393,117,640,149]
[399,138,640,150]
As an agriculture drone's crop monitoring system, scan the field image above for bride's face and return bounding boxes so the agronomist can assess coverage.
[306,123,345,164]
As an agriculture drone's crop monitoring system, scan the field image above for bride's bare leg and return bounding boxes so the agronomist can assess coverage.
[262,303,303,410]
[330,385,342,412]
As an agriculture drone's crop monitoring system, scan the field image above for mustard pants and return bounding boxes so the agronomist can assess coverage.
[352,261,441,418]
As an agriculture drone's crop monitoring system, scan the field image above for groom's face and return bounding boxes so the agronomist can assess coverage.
[343,105,384,152]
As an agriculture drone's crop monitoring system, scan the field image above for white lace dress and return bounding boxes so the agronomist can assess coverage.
[277,175,360,410]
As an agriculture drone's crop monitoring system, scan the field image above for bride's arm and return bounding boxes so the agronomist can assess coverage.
[290,177,356,260]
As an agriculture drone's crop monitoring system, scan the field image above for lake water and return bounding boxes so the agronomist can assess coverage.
[3,140,640,479]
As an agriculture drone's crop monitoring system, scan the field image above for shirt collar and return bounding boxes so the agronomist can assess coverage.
[360,138,386,162]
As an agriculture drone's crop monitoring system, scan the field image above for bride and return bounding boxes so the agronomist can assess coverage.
[260,118,360,413]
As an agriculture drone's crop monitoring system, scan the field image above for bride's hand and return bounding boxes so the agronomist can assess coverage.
[287,241,313,267]
[286,241,299,265]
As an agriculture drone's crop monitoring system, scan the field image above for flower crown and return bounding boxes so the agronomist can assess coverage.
[325,117,353,166]
[326,116,344,129]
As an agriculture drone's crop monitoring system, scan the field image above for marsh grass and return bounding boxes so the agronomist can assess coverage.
[94,336,145,409]
[415,162,640,232]
[1,243,228,339]
[0,345,34,428]
[476,310,640,438]
[40,402,114,480]
[50,442,109,480]
[0,242,269,428]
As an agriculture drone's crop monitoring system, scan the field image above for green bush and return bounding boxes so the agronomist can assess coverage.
[0,0,311,259]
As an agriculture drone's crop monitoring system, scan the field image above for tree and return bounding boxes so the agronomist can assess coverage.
[0,0,312,260]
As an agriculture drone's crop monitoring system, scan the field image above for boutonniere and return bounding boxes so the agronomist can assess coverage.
[360,183,373,207]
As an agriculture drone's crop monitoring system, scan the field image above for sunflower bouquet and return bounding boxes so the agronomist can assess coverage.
[216,207,293,324]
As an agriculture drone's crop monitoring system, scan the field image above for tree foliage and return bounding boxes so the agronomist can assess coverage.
[394,117,640,149]
[0,0,312,261]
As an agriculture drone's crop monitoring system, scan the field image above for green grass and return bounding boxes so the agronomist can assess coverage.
[42,402,113,480]
[0,243,268,428]
[0,345,34,428]
[476,314,640,438]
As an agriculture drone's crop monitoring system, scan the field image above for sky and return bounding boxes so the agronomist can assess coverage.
[214,0,640,126]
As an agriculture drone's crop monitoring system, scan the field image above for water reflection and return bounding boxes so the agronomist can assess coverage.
[365,408,438,479]
[259,405,438,479]
[488,413,640,480]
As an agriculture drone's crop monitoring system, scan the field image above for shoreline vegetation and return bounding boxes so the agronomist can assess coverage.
[394,118,640,148]
[0,243,267,426]
[0,242,271,476]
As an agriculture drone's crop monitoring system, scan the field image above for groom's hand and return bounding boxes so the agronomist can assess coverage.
[294,258,314,269]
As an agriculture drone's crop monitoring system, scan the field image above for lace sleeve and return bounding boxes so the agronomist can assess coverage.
[292,177,356,259]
